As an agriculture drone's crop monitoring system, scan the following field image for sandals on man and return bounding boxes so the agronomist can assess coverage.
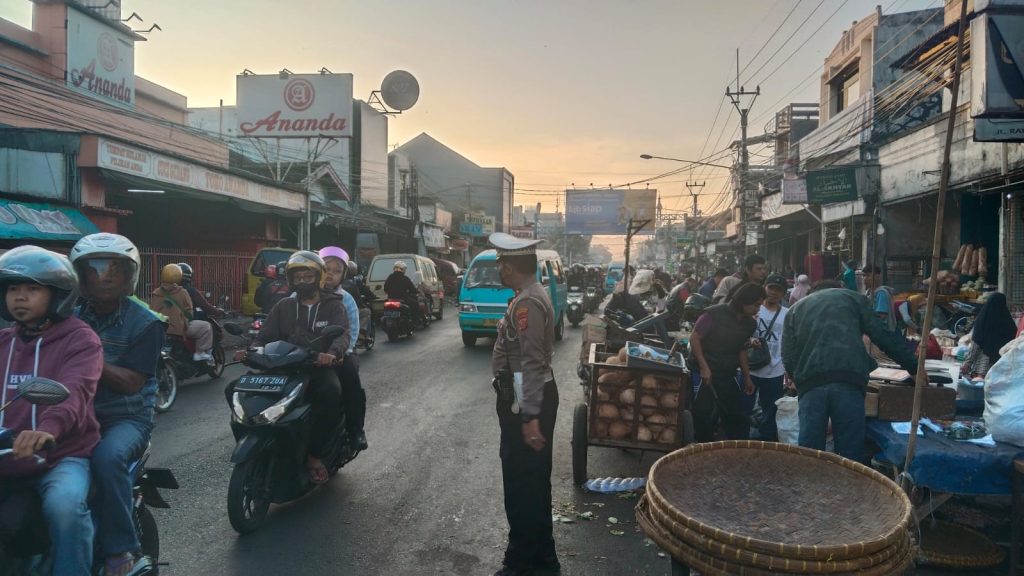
[307,458,329,484]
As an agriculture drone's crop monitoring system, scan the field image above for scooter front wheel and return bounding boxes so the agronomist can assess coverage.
[227,458,270,534]
[154,361,178,414]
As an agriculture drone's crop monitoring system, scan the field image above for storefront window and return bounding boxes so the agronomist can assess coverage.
[0,149,65,200]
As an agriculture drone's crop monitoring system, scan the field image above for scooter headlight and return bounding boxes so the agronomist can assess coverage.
[253,383,304,425]
[231,392,245,422]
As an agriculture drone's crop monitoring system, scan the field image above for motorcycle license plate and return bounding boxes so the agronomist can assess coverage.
[236,375,288,392]
[383,310,401,318]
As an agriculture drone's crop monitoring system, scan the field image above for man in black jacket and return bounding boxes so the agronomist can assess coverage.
[234,251,349,484]
[384,261,424,326]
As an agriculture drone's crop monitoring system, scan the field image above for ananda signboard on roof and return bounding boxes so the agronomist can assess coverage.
[66,6,135,108]
[236,74,354,138]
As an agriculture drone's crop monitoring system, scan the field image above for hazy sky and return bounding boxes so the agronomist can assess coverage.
[2,0,938,254]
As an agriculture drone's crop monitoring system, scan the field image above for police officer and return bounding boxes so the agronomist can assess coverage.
[489,233,560,576]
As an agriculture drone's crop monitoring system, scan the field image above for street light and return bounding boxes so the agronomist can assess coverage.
[639,154,732,169]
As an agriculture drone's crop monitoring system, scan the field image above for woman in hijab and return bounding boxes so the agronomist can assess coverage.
[962,293,1018,379]
[789,274,811,306]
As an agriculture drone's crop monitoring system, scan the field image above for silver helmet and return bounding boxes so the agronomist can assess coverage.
[70,233,141,294]
[0,245,80,322]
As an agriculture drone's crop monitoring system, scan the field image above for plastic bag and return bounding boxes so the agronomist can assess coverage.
[775,396,800,445]
[984,336,1024,447]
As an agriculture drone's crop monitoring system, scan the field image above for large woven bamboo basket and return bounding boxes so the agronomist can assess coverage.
[642,441,914,563]
[637,497,915,576]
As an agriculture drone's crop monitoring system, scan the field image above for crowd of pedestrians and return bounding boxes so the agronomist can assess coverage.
[676,256,926,464]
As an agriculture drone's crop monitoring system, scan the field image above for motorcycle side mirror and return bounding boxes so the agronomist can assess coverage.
[224,322,245,336]
[17,377,70,406]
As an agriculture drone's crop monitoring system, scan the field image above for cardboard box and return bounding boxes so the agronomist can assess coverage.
[867,381,957,421]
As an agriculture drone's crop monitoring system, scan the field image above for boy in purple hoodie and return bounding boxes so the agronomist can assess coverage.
[0,245,103,575]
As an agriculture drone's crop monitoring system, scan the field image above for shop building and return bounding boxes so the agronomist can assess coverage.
[0,1,306,305]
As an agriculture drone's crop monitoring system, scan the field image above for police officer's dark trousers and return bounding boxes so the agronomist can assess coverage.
[496,379,559,571]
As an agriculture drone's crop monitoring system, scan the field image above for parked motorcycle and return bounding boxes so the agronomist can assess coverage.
[222,324,359,534]
[154,315,227,414]
[0,378,177,575]
[380,298,430,342]
[567,286,584,328]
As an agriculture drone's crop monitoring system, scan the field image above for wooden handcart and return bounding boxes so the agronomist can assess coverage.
[571,342,694,486]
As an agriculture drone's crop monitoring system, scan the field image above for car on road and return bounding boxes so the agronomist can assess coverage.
[241,247,296,315]
[604,261,624,294]
[458,249,567,347]
[366,254,445,320]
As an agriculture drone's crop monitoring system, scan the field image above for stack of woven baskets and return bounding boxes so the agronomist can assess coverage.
[637,441,915,575]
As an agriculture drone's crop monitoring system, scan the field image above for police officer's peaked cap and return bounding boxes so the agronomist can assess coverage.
[489,233,545,258]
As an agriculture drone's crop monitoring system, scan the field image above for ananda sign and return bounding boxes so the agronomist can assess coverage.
[66,6,135,108]
[237,74,354,139]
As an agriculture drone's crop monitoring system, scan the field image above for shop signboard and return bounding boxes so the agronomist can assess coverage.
[565,188,656,235]
[974,117,1024,142]
[510,226,535,239]
[237,73,354,138]
[422,224,446,249]
[95,138,306,211]
[806,167,858,204]
[971,12,1024,126]
[782,178,808,204]
[66,5,135,108]
[459,214,495,237]
[0,199,99,241]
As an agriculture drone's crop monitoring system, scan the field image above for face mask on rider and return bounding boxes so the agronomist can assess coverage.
[295,282,318,299]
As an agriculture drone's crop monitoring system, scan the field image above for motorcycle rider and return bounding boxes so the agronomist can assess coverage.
[342,260,373,342]
[0,246,104,576]
[71,233,166,576]
[255,263,292,314]
[234,251,349,484]
[177,263,225,323]
[384,261,425,326]
[150,264,214,362]
[318,247,368,451]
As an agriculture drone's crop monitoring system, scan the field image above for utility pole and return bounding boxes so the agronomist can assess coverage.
[726,48,760,258]
[685,180,705,217]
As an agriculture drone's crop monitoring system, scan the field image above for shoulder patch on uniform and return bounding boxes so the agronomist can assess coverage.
[516,306,529,331]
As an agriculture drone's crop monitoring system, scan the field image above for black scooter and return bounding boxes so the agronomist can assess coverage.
[0,378,177,576]
[222,325,359,534]
[380,298,430,342]
[566,286,584,328]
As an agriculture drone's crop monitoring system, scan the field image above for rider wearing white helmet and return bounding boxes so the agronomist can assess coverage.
[71,232,166,575]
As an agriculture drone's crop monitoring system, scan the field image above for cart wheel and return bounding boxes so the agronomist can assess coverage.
[680,409,695,446]
[572,403,589,486]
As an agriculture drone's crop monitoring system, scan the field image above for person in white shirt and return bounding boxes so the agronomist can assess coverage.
[749,274,789,441]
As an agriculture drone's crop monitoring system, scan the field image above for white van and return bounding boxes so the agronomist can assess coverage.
[366,254,445,320]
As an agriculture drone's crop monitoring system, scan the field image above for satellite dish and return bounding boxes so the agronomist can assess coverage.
[380,70,420,111]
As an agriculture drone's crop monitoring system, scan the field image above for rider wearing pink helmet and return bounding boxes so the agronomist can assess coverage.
[317,246,367,451]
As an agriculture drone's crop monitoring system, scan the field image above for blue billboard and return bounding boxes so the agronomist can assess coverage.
[565,189,656,235]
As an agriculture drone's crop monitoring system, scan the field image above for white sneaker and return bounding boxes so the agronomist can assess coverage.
[193,351,214,362]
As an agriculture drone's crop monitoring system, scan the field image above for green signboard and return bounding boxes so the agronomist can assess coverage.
[806,166,858,204]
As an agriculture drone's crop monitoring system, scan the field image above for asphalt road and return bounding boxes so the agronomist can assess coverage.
[149,308,675,575]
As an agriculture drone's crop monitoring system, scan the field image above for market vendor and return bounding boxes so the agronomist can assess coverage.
[962,293,1017,379]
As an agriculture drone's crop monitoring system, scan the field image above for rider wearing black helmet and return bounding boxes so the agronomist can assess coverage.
[177,263,225,322]
[234,251,350,484]
[0,246,104,575]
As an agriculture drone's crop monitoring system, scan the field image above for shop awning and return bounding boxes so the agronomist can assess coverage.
[0,198,99,241]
